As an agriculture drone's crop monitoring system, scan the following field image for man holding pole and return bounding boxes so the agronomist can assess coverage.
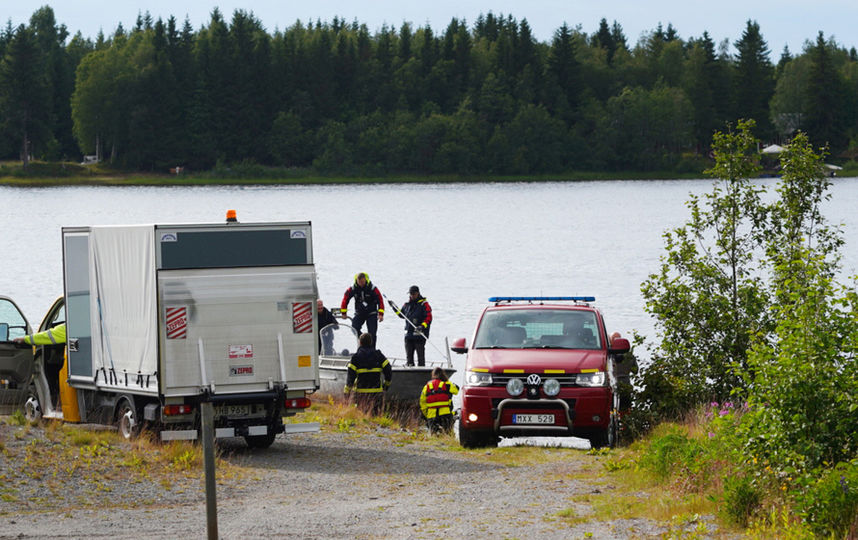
[394,285,433,367]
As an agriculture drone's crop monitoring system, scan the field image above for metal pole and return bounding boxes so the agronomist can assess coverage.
[201,402,218,540]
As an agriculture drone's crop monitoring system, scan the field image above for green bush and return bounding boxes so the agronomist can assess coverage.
[721,474,760,527]
[794,461,858,538]
[638,425,706,481]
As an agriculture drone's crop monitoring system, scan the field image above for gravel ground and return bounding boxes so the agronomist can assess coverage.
[0,421,736,539]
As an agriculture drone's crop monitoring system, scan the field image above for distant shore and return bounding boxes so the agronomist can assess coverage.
[2,160,856,187]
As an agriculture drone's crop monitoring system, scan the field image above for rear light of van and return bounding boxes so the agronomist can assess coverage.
[285,397,311,409]
[163,404,194,415]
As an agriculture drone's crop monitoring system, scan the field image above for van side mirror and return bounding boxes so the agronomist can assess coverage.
[450,337,468,354]
[608,337,630,354]
[0,323,8,341]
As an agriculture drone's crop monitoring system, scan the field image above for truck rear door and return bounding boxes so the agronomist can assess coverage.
[159,266,319,396]
[155,222,318,397]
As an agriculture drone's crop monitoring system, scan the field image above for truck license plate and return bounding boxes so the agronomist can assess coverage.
[216,404,251,416]
[512,414,554,424]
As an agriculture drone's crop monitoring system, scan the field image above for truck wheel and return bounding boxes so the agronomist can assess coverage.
[244,433,276,449]
[24,386,42,422]
[116,398,142,440]
[458,422,496,449]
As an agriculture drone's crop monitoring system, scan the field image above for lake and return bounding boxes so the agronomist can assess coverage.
[2,178,857,383]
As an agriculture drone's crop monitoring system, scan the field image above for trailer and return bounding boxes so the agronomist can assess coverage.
[30,220,320,448]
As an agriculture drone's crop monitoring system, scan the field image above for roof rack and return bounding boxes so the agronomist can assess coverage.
[489,296,595,304]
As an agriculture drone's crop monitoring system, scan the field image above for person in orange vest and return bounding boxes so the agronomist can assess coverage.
[419,367,459,434]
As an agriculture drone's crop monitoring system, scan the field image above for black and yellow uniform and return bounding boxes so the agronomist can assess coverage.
[340,274,385,346]
[344,345,392,414]
[395,285,433,366]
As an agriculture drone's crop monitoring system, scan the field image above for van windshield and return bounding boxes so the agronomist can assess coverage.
[473,309,601,350]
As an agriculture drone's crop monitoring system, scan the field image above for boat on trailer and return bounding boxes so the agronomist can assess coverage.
[318,323,455,402]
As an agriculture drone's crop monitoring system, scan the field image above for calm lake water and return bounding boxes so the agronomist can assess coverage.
[2,178,857,383]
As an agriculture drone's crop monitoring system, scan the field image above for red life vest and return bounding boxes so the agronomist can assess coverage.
[425,379,452,409]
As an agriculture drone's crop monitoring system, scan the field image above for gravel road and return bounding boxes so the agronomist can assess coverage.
[1,422,732,539]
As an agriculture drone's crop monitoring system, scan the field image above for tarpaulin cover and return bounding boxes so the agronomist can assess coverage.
[89,225,158,386]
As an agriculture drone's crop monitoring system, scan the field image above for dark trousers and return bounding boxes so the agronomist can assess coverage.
[405,338,425,366]
[351,312,378,346]
[427,414,454,434]
[353,392,384,416]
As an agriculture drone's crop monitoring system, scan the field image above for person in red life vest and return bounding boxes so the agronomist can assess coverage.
[340,272,385,347]
[419,367,459,434]
[394,285,433,366]
[344,332,392,416]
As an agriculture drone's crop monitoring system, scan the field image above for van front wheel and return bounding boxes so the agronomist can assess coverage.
[24,386,42,422]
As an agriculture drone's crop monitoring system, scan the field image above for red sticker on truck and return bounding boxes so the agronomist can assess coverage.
[292,302,312,333]
[166,307,187,339]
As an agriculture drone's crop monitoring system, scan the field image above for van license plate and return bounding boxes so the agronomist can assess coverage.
[216,405,251,416]
[513,414,554,424]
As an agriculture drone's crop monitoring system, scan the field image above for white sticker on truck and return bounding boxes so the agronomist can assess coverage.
[229,344,253,359]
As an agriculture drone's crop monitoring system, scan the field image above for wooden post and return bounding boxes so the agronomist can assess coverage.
[201,402,218,540]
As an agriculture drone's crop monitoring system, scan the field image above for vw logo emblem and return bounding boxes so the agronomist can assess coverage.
[527,374,541,386]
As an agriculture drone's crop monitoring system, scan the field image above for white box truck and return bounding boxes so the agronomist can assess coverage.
[42,220,319,448]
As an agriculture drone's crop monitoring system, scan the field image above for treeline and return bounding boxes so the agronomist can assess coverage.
[1,6,858,174]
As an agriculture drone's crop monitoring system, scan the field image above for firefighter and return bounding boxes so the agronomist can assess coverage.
[394,285,433,366]
[419,367,459,434]
[340,272,385,347]
[344,332,392,415]
[13,324,66,346]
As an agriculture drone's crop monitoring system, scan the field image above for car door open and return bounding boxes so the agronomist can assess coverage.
[0,296,34,410]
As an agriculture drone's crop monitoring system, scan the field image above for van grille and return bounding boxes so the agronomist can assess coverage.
[491,373,578,386]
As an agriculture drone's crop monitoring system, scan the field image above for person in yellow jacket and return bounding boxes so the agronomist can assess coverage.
[14,323,66,346]
[419,367,459,434]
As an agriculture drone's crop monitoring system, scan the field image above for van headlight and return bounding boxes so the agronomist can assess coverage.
[466,371,493,386]
[576,372,606,387]
[506,378,524,396]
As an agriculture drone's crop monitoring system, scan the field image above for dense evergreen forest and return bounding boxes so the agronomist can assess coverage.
[1,6,857,174]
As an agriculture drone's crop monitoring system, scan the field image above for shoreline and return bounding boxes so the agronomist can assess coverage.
[0,171,714,187]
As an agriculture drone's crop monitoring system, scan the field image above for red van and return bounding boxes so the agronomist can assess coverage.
[451,297,629,449]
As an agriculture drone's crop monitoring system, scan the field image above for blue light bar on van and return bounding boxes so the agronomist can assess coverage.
[489,296,596,303]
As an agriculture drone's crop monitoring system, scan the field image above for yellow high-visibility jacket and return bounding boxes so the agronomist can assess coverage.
[419,378,459,418]
[23,324,66,346]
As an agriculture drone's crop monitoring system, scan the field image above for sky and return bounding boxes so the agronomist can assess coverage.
[4,1,858,57]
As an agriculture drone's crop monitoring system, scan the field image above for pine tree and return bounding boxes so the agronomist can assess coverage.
[733,20,775,138]
[0,24,51,168]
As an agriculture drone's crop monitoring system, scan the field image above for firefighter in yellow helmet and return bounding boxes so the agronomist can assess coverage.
[13,324,66,346]
[419,367,459,434]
